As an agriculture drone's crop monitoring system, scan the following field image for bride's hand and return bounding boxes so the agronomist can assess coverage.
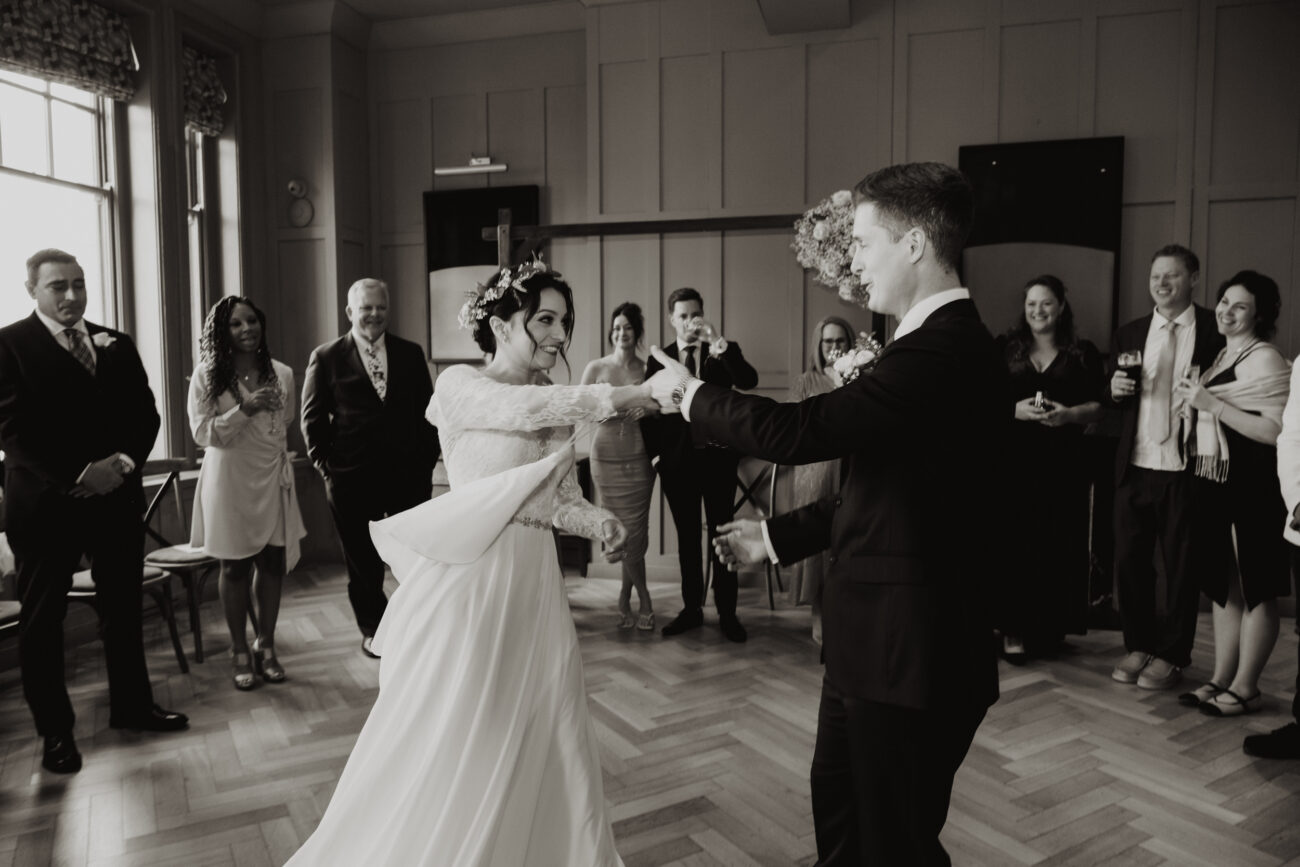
[601,518,628,563]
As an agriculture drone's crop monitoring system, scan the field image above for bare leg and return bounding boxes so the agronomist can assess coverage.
[1209,580,1244,689]
[627,558,651,613]
[618,565,633,617]
[251,545,285,649]
[219,558,254,653]
[1229,598,1279,699]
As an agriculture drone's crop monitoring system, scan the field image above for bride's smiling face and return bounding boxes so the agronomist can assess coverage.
[493,287,570,373]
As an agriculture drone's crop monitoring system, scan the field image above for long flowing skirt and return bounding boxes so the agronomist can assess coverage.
[286,521,623,866]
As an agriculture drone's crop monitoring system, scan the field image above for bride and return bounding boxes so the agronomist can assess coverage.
[287,261,655,866]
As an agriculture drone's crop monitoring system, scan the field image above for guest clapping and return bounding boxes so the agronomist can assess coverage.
[582,302,658,630]
[787,315,855,645]
[998,276,1103,661]
[189,297,306,690]
[1174,271,1290,716]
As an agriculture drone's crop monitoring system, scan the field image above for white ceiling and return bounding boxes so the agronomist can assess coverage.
[253,0,566,23]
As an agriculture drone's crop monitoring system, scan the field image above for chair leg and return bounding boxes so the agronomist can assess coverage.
[765,563,775,610]
[773,563,784,594]
[246,583,260,636]
[182,569,207,664]
[147,584,189,675]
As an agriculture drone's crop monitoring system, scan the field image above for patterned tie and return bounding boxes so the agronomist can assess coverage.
[364,342,386,401]
[64,328,95,375]
[1146,320,1177,443]
[683,345,697,376]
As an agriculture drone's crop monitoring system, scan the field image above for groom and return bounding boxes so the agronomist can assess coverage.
[647,163,1008,865]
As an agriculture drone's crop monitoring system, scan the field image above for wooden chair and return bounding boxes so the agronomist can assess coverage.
[67,565,189,673]
[141,469,222,663]
[702,462,785,610]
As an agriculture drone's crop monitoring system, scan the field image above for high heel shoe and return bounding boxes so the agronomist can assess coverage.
[636,611,655,631]
[251,637,286,683]
[231,650,256,690]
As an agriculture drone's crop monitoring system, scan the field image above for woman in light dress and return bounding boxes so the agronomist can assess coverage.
[786,315,854,644]
[582,302,657,630]
[286,264,654,866]
[188,296,305,690]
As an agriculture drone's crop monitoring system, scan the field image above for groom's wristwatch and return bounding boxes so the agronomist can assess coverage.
[670,375,695,408]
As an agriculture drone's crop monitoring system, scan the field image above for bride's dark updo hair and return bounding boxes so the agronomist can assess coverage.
[473,270,577,359]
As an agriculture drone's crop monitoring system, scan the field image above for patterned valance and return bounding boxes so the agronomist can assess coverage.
[182,45,226,137]
[0,0,137,101]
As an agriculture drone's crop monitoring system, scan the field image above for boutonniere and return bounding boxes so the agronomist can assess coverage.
[91,332,117,349]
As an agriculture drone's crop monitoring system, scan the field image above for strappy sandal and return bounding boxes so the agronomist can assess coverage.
[231,650,256,691]
[1178,682,1226,708]
[251,637,287,683]
[636,611,655,631]
[617,611,635,630]
[1199,688,1261,717]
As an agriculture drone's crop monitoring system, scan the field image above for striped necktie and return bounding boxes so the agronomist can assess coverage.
[64,328,95,375]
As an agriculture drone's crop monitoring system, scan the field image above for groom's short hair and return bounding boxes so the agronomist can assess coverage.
[852,163,973,274]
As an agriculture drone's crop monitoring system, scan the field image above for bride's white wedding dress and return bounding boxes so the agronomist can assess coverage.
[287,365,625,866]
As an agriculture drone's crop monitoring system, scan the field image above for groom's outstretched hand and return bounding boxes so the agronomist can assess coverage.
[645,346,693,413]
[713,519,769,572]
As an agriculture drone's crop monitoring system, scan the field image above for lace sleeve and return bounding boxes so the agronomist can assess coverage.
[552,460,614,541]
[431,365,617,431]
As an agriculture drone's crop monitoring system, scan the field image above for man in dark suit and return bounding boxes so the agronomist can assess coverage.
[647,163,1007,865]
[0,249,188,775]
[1106,245,1223,690]
[641,287,758,642]
[302,278,439,656]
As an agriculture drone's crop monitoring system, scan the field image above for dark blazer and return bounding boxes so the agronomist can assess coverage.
[1108,306,1223,486]
[641,339,758,465]
[688,299,1009,710]
[301,331,439,488]
[0,313,159,515]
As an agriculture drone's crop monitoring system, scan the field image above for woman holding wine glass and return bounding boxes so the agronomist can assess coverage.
[188,296,306,690]
[1174,270,1290,716]
[997,276,1104,662]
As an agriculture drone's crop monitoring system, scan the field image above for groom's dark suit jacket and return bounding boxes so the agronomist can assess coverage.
[0,313,158,511]
[301,331,439,500]
[688,299,1009,710]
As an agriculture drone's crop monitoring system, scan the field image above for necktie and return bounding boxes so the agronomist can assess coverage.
[64,328,95,375]
[1146,320,1177,443]
[364,343,386,401]
[683,345,697,376]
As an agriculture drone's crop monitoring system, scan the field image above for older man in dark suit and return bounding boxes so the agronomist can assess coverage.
[647,163,1009,865]
[0,249,188,775]
[302,278,439,657]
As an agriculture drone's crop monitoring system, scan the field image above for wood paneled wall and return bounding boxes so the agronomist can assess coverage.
[289,0,1300,569]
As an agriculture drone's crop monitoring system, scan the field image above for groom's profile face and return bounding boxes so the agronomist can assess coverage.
[851,202,909,318]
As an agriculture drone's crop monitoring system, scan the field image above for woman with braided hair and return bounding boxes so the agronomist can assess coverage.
[187,296,305,690]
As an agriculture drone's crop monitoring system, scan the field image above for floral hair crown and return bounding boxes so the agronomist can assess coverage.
[457,256,553,330]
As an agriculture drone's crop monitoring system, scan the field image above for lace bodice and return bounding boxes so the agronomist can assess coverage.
[429,365,618,539]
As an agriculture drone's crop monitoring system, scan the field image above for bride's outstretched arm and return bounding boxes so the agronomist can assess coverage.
[432,365,651,431]
[552,461,617,544]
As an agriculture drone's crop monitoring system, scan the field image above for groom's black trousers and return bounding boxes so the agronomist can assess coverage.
[811,679,986,866]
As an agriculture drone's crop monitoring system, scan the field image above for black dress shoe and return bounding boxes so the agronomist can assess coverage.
[720,615,748,643]
[361,635,380,658]
[109,704,189,732]
[661,608,704,636]
[42,732,82,774]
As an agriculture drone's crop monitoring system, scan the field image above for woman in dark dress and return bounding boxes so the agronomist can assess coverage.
[999,275,1104,662]
[1175,270,1291,716]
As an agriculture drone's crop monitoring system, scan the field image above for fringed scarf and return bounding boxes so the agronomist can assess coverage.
[1191,369,1291,482]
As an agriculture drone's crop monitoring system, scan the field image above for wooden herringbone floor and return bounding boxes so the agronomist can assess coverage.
[0,565,1297,866]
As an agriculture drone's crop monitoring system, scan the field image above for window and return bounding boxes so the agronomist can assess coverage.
[0,69,115,327]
